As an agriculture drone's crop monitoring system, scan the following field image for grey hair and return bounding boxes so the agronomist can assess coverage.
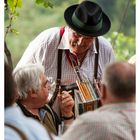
[13,63,45,99]
[102,61,135,98]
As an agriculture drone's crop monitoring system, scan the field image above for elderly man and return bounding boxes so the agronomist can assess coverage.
[61,61,135,140]
[5,62,60,140]
[13,63,74,135]
[15,0,115,115]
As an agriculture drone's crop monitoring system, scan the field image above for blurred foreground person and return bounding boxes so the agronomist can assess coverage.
[5,62,60,140]
[13,63,74,135]
[62,61,135,140]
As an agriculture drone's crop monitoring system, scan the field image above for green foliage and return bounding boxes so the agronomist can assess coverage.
[5,0,54,38]
[108,32,135,60]
[5,0,22,39]
[132,0,136,5]
[35,0,54,8]
[7,0,22,12]
[94,0,135,37]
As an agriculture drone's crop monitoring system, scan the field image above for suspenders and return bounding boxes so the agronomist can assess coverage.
[48,27,64,107]
[94,38,99,79]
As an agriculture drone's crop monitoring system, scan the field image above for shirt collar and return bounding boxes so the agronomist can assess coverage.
[99,102,135,111]
[58,26,97,54]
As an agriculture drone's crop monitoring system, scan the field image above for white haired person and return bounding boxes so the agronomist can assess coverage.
[5,62,60,140]
[13,63,74,135]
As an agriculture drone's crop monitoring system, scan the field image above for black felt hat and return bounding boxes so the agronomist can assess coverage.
[64,0,111,37]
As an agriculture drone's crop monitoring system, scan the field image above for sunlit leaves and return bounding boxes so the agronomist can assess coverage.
[7,0,22,13]
[35,0,54,8]
[5,0,54,37]
[108,32,135,60]
[10,29,19,35]
[5,0,22,38]
[36,0,43,4]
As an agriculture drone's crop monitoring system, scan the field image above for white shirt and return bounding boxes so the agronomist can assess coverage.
[16,26,115,84]
[61,103,135,140]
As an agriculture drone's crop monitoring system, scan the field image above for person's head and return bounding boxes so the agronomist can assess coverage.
[64,0,111,55]
[101,61,135,104]
[13,63,49,108]
[5,62,18,108]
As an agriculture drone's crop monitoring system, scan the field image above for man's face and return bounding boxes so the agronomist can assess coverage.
[36,73,50,106]
[68,28,95,55]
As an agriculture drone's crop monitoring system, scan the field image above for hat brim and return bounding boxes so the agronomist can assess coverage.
[64,4,111,37]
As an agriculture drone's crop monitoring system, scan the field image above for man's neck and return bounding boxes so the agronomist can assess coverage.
[102,96,135,105]
[75,50,88,65]
[21,101,40,118]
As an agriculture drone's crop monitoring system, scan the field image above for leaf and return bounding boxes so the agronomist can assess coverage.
[7,0,22,12]
[36,0,44,4]
[11,29,19,35]
[15,12,20,17]
[47,2,53,8]
[7,0,15,12]
[43,2,49,8]
[109,32,135,60]
[35,0,54,9]
[17,0,22,8]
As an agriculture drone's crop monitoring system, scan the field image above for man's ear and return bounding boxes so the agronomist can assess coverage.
[28,89,37,98]
[101,84,107,101]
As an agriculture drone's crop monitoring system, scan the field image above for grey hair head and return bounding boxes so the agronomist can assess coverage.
[102,61,135,98]
[13,63,45,99]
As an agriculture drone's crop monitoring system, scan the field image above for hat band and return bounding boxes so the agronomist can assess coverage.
[72,13,102,32]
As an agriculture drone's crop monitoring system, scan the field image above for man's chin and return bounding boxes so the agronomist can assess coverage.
[45,98,49,104]
[70,50,81,55]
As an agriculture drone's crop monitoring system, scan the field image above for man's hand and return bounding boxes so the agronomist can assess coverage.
[57,91,74,117]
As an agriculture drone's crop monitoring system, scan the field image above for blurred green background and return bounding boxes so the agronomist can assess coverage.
[5,0,135,67]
